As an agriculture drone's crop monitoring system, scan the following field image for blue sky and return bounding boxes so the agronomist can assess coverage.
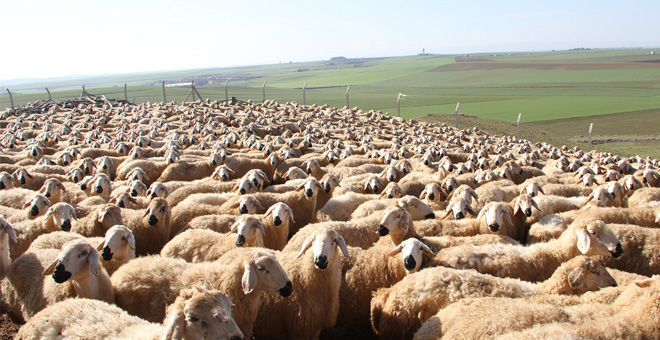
[1,0,658,80]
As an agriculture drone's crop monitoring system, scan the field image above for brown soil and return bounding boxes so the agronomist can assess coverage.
[0,315,19,340]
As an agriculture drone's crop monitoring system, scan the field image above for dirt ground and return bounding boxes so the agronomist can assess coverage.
[1,315,19,340]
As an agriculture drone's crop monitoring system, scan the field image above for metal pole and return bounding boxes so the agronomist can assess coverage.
[455,102,460,128]
[262,81,267,103]
[302,82,307,106]
[191,81,196,101]
[124,84,128,102]
[162,81,167,102]
[6,89,14,109]
[517,113,522,139]
[45,87,52,101]
[224,79,229,101]
[345,86,350,108]
[588,123,593,151]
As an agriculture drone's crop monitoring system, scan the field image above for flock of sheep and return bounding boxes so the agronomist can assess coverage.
[0,97,659,340]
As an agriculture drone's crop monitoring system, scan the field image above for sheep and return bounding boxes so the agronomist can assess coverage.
[160,216,265,262]
[433,220,623,282]
[112,249,291,338]
[591,223,660,276]
[351,195,435,221]
[0,217,17,278]
[211,164,236,181]
[0,187,40,210]
[314,192,377,222]
[250,176,324,237]
[70,204,123,238]
[27,225,136,276]
[371,255,616,340]
[122,198,171,255]
[415,277,659,340]
[252,227,350,340]
[10,202,78,260]
[168,195,261,238]
[157,157,219,182]
[626,187,660,208]
[0,171,17,190]
[116,158,171,183]
[15,288,245,340]
[261,202,294,251]
[0,239,114,323]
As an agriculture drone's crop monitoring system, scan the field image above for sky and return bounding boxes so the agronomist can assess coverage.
[1,0,659,81]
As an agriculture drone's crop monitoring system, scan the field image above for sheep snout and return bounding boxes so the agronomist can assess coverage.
[403,255,417,271]
[96,186,104,194]
[235,234,246,247]
[101,246,113,261]
[425,212,435,219]
[274,216,282,226]
[30,205,40,217]
[488,224,500,232]
[611,243,624,258]
[378,225,389,236]
[52,263,72,283]
[240,205,248,214]
[61,220,71,232]
[314,255,328,269]
[455,212,465,220]
[306,189,314,197]
[428,193,435,201]
[148,215,158,226]
[279,281,293,297]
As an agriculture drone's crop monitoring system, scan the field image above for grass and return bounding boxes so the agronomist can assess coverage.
[1,48,659,158]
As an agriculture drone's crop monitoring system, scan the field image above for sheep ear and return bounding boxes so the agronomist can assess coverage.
[96,240,105,252]
[231,183,240,192]
[142,206,151,219]
[442,209,452,219]
[568,266,586,289]
[43,257,59,276]
[421,243,435,256]
[57,182,67,192]
[230,220,240,233]
[162,306,185,340]
[254,199,264,211]
[127,233,136,249]
[257,221,266,236]
[286,206,296,224]
[297,231,315,259]
[4,224,17,243]
[264,205,274,218]
[465,204,477,217]
[337,234,350,258]
[655,213,660,224]
[531,199,541,211]
[513,200,521,216]
[476,208,485,224]
[229,200,241,209]
[364,181,371,193]
[576,227,591,254]
[387,244,403,257]
[295,182,305,191]
[419,190,428,199]
[538,186,545,195]
[634,278,654,288]
[400,212,411,235]
[23,199,33,209]
[241,262,258,294]
[88,246,100,276]
[503,209,514,226]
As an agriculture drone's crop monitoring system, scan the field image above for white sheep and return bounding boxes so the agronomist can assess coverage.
[122,197,171,255]
[160,215,265,262]
[252,227,350,340]
[70,204,123,238]
[1,239,114,323]
[10,202,78,259]
[371,255,617,340]
[15,287,244,340]
[0,216,17,278]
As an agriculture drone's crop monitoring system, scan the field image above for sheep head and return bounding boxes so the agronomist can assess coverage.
[381,182,404,200]
[265,202,295,226]
[229,195,263,215]
[0,171,16,190]
[476,202,513,233]
[43,239,101,283]
[398,195,435,220]
[296,177,323,199]
[420,183,442,203]
[143,198,171,227]
[44,202,77,232]
[573,220,623,258]
[97,225,135,262]
[163,287,245,340]
[297,227,350,270]
[387,238,434,274]
[242,250,292,297]
[230,216,265,247]
[24,194,52,218]
[564,256,617,294]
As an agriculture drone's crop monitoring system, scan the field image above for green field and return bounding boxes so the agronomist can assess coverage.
[2,48,659,157]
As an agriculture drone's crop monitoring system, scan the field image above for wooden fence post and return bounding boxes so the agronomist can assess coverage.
[345,86,350,108]
[588,123,593,151]
[224,79,229,101]
[262,81,267,103]
[124,84,128,102]
[191,81,196,101]
[45,87,52,101]
[397,93,406,117]
[6,89,14,109]
[517,113,522,139]
[302,82,307,105]
[193,83,203,101]
[162,81,167,102]
[455,102,460,128]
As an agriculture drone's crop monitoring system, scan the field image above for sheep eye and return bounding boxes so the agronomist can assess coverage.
[187,316,199,323]
[588,230,596,235]
[591,270,600,276]
[121,236,126,241]
[257,265,265,271]
[80,250,88,257]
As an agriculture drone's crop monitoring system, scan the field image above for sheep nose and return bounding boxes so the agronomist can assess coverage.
[489,224,500,232]
[63,161,69,166]
[20,177,26,184]
[373,187,379,194]
[148,215,158,226]
[525,209,533,217]
[52,264,72,283]
[0,182,4,189]
[117,201,125,208]
[102,246,113,261]
[378,225,389,236]
[32,150,37,156]
[211,160,217,166]
[274,216,282,226]
[61,219,71,232]
[240,189,246,195]
[45,192,51,198]
[307,168,312,174]
[96,186,104,194]
[388,194,393,199]
[389,176,395,182]
[240,206,248,214]
[151,193,157,199]
[235,234,246,247]
[425,212,435,219]
[314,256,328,269]
[448,167,453,172]
[428,193,435,200]
[279,281,293,297]
[85,167,91,174]
[325,185,331,193]
[131,190,138,197]
[424,161,429,166]
[222,175,228,181]
[611,243,624,258]
[30,205,40,217]
[403,255,417,271]
[643,178,648,183]
[103,165,108,169]
[80,184,87,190]
[306,189,313,197]
[456,212,465,220]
